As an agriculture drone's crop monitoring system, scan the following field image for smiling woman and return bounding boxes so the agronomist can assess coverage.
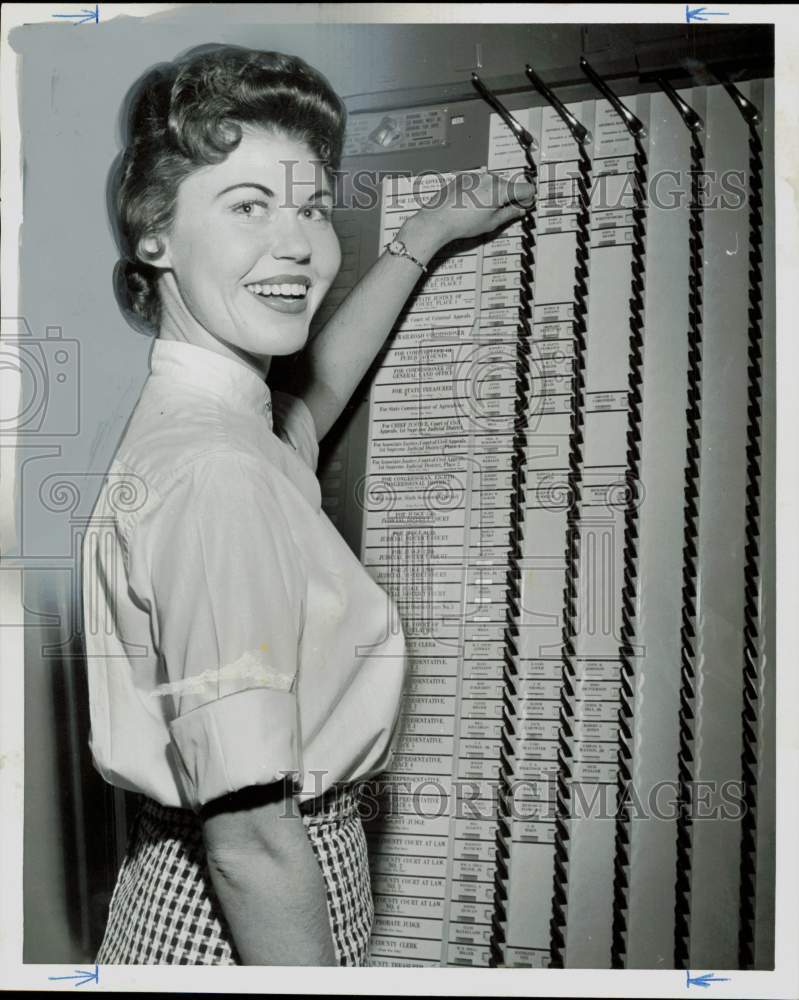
[114,49,343,369]
[84,42,534,968]
[148,129,341,360]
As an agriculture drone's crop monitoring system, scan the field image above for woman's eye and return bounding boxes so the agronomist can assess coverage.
[232,200,269,218]
[302,204,333,222]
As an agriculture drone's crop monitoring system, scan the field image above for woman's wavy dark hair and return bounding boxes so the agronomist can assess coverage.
[111,44,347,331]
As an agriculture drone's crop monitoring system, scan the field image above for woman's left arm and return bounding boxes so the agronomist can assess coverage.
[288,169,535,443]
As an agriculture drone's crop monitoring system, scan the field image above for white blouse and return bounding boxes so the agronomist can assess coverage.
[81,338,408,811]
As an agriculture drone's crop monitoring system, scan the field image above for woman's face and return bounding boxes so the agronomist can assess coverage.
[154,126,341,358]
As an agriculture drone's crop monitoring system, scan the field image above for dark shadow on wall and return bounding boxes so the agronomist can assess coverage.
[23,571,137,963]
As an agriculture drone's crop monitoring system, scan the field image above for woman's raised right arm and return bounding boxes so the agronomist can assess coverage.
[201,783,336,965]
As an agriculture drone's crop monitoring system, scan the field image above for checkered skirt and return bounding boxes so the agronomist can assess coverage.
[95,782,374,966]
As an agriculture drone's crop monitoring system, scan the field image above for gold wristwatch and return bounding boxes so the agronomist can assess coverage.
[384,237,428,274]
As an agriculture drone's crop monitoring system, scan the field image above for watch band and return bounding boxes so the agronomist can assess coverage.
[384,238,428,274]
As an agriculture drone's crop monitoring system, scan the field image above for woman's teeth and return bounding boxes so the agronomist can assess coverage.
[246,282,308,298]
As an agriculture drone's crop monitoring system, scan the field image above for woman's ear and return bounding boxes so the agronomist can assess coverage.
[136,233,171,268]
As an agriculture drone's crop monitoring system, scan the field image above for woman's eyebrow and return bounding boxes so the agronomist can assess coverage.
[215,182,275,199]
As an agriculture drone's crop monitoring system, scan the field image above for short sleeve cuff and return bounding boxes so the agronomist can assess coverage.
[168,687,301,811]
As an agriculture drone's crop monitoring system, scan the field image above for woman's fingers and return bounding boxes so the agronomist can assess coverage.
[421,169,534,244]
[444,169,535,214]
[504,174,536,208]
[492,201,532,229]
[474,169,535,209]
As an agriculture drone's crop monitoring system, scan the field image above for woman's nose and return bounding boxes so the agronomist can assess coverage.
[270,209,312,262]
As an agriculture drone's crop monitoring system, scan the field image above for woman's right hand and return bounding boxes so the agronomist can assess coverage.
[401,166,536,256]
[201,782,337,966]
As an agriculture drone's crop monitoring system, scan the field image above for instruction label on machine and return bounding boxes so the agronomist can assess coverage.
[343,106,448,157]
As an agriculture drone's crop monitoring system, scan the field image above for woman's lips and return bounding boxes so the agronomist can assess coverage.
[245,286,308,315]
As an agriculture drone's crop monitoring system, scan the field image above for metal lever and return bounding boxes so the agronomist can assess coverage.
[524,64,591,146]
[711,67,761,125]
[657,77,704,132]
[471,72,537,152]
[580,57,647,139]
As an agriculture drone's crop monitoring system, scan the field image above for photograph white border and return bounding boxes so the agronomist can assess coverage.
[1,4,796,995]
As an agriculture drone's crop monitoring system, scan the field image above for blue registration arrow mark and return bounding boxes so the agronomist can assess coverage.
[685,5,729,21]
[48,964,99,987]
[686,969,731,988]
[51,3,99,24]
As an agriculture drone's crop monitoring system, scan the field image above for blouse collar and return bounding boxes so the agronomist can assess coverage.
[148,338,273,429]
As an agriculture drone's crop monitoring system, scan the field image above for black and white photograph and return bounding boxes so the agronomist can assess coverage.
[0,4,796,995]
